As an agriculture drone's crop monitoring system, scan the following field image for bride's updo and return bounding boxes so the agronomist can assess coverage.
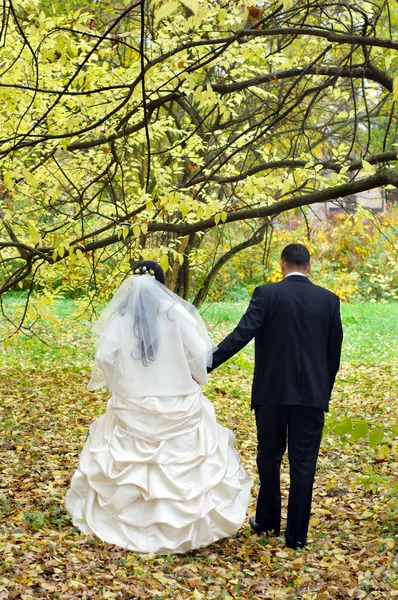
[131,260,165,285]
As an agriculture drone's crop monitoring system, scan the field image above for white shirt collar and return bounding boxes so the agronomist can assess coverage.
[284,272,308,278]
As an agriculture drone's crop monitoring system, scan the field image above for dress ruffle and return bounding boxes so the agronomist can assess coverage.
[65,391,251,553]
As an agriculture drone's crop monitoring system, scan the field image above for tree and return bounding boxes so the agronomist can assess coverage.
[1,0,398,330]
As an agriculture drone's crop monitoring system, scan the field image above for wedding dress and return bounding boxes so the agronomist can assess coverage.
[65,275,251,553]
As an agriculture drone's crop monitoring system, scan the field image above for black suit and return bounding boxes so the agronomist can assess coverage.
[209,275,343,547]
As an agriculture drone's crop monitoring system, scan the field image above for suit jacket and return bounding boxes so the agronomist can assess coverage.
[209,275,343,411]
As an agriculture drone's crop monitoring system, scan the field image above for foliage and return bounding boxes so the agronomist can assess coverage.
[0,301,397,598]
[1,0,398,328]
[208,207,398,303]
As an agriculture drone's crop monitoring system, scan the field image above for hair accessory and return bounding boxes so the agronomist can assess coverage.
[134,266,156,277]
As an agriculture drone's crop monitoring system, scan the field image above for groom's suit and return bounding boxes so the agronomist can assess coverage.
[209,274,343,548]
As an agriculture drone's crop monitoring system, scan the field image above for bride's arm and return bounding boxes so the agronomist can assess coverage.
[175,307,209,385]
[94,315,121,392]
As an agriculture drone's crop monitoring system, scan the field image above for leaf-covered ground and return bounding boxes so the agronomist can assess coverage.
[0,301,397,599]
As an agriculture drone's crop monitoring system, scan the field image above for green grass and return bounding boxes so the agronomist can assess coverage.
[1,295,397,370]
[202,300,398,363]
[341,302,398,362]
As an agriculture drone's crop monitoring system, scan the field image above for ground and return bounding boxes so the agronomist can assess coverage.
[0,300,397,599]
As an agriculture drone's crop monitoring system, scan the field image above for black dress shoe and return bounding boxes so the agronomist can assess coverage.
[286,538,305,550]
[249,517,280,536]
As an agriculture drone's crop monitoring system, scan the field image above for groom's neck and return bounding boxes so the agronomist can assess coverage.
[280,261,311,278]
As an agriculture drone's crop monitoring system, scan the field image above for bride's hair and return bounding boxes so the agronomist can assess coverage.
[131,260,165,284]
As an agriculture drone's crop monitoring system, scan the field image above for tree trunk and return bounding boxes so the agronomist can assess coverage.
[193,222,269,307]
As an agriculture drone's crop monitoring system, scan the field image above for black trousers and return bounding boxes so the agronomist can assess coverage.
[254,404,324,548]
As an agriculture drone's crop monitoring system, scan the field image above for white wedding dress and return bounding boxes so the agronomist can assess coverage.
[65,276,251,553]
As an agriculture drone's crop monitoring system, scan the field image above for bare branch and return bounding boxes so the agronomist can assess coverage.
[182,151,398,187]
[236,27,398,51]
[212,64,393,95]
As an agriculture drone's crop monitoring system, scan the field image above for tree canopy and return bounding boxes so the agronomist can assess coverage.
[1,0,398,320]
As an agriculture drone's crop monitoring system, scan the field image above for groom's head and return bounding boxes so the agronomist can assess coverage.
[281,244,311,277]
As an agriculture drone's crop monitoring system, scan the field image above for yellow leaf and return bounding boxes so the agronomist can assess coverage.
[393,76,398,102]
[28,224,41,244]
[260,553,272,566]
[291,557,304,568]
[361,159,374,173]
[56,36,65,51]
[218,8,227,24]
[153,572,175,585]
[334,554,346,561]
[221,210,228,223]
[214,213,221,225]
[309,517,320,527]
[155,1,179,25]
[281,178,291,194]
[3,171,14,190]
[133,225,141,238]
[123,226,130,239]
[30,175,38,188]
[180,201,189,217]
[193,590,203,600]
[180,0,199,14]
[141,223,148,235]
[41,583,57,592]
[378,444,390,459]
[159,254,169,272]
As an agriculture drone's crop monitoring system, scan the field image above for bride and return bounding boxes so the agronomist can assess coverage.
[65,261,251,554]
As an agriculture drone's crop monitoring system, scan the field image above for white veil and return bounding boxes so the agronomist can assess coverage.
[88,274,214,390]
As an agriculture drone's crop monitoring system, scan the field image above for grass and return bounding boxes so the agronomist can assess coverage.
[1,296,397,370]
[202,300,398,364]
[340,302,398,362]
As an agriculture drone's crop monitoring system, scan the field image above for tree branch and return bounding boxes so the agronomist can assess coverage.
[212,64,393,95]
[3,168,390,267]
[193,222,269,306]
[66,92,179,151]
[236,27,398,51]
[181,151,398,187]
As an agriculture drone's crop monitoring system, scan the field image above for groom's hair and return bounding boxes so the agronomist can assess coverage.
[281,244,311,268]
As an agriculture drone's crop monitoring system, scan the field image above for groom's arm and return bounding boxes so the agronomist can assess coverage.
[209,287,265,372]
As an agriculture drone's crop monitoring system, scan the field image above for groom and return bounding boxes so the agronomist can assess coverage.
[208,243,343,549]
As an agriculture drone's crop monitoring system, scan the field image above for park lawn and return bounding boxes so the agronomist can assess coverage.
[0,299,397,599]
